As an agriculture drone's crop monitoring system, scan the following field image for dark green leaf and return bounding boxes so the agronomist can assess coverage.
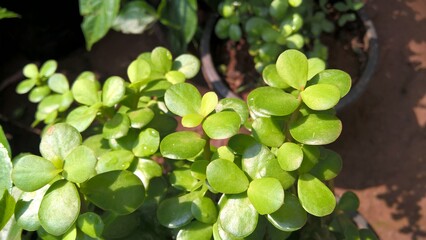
[12,155,60,192]
[157,192,197,228]
[228,134,257,155]
[267,193,307,232]
[289,114,342,145]
[101,211,140,239]
[298,174,336,217]
[310,148,342,180]
[39,180,80,236]
[81,170,145,215]
[160,131,205,160]
[337,191,360,213]
[133,158,162,188]
[248,87,299,117]
[191,160,209,180]
[269,0,288,19]
[0,190,15,230]
[80,0,120,50]
[298,145,321,173]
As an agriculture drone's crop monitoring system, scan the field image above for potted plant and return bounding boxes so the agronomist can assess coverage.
[200,0,378,111]
[0,47,377,239]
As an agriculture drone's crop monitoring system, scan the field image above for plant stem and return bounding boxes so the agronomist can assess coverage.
[202,131,212,160]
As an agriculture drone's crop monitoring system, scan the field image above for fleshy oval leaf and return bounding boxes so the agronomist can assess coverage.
[102,113,130,139]
[157,192,197,228]
[276,49,308,90]
[252,117,285,147]
[216,98,249,125]
[277,142,303,171]
[39,180,80,236]
[248,87,299,117]
[160,131,205,160]
[207,159,249,194]
[310,148,342,181]
[267,193,307,232]
[40,123,82,162]
[310,69,352,97]
[71,77,100,106]
[165,83,201,116]
[80,170,145,215]
[95,150,134,174]
[191,197,218,224]
[63,145,97,183]
[297,173,336,217]
[202,111,241,139]
[102,76,125,107]
[177,221,213,240]
[48,73,69,94]
[77,212,104,239]
[301,84,341,110]
[307,58,326,80]
[132,128,160,157]
[262,64,290,89]
[66,105,99,132]
[218,193,258,238]
[173,54,200,79]
[289,114,342,145]
[248,178,284,215]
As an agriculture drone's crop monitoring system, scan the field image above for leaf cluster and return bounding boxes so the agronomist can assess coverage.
[0,48,377,239]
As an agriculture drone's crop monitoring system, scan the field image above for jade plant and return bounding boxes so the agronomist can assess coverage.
[214,0,361,72]
[0,47,377,239]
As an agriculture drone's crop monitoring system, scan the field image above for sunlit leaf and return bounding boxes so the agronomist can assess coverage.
[298,174,336,217]
[207,159,249,194]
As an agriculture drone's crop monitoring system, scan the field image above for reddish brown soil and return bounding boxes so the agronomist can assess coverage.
[0,0,425,239]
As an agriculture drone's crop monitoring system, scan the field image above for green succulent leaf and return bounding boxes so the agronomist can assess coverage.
[202,111,241,139]
[191,197,218,224]
[307,58,326,80]
[29,86,50,103]
[207,159,249,194]
[310,148,342,181]
[66,105,100,132]
[262,64,290,89]
[102,76,125,107]
[276,49,308,90]
[177,221,213,240]
[191,160,209,180]
[40,60,57,77]
[112,0,157,34]
[77,212,104,239]
[288,0,302,7]
[298,173,336,217]
[133,158,162,188]
[63,146,97,183]
[39,180,80,236]
[248,87,299,117]
[301,84,340,110]
[96,150,134,174]
[157,192,197,228]
[267,193,307,231]
[270,0,289,19]
[248,178,284,215]
[337,191,360,213]
[71,76,100,106]
[219,193,258,238]
[0,144,12,193]
[132,128,160,157]
[216,98,249,125]
[310,69,352,97]
[228,134,258,155]
[80,0,120,50]
[59,91,74,112]
[23,63,38,79]
[127,108,154,129]
[40,123,82,162]
[0,189,15,230]
[160,131,205,160]
[289,114,342,145]
[48,73,69,94]
[16,78,36,94]
[103,113,130,139]
[172,54,200,79]
[83,134,110,158]
[165,83,201,116]
[252,117,285,147]
[12,155,61,192]
[277,142,303,171]
[200,92,218,117]
[127,57,151,83]
[15,185,49,231]
[242,143,297,190]
[151,47,173,73]
[101,211,140,239]
[166,70,186,84]
[170,168,199,191]
[81,170,145,215]
[182,113,204,128]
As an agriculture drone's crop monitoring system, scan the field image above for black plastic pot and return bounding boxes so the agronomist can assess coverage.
[200,8,379,112]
